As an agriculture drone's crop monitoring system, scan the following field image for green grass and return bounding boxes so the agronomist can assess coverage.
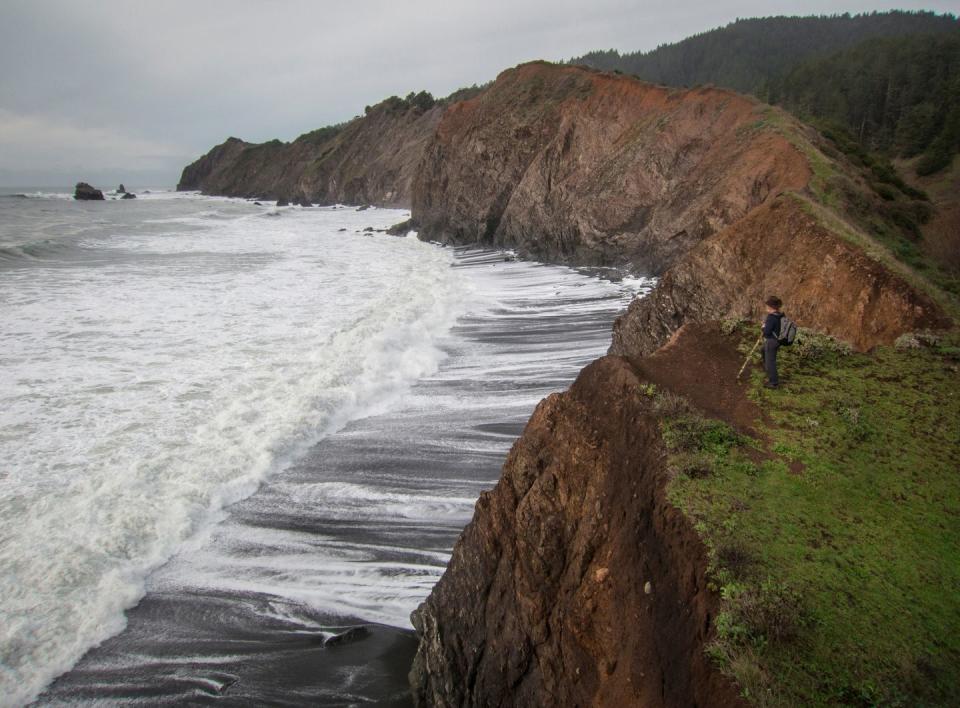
[665,324,960,706]
[752,109,960,304]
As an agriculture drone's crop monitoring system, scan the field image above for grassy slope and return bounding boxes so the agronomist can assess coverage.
[743,105,960,316]
[663,325,960,706]
[651,95,960,704]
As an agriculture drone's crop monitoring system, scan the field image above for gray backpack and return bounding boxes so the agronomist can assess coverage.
[778,314,798,346]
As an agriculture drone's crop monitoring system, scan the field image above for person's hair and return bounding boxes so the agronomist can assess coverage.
[765,295,783,310]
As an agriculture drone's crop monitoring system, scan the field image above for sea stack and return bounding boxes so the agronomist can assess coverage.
[74,182,105,201]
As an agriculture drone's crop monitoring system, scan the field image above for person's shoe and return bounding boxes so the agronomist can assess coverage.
[764,382,779,389]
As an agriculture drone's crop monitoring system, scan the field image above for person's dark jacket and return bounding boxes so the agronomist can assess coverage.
[763,312,784,339]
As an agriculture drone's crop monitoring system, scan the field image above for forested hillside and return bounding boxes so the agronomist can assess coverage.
[571,11,959,174]
[769,33,960,176]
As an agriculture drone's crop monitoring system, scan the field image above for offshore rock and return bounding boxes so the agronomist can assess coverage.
[74,182,105,200]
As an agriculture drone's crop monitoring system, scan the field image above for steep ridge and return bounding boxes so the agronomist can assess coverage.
[413,62,810,273]
[410,354,746,707]
[610,194,951,357]
[405,64,956,706]
[175,59,957,705]
[177,96,444,206]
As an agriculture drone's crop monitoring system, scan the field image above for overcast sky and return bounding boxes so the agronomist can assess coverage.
[1,1,956,186]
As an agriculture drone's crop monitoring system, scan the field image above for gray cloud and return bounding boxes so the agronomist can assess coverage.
[1,0,955,186]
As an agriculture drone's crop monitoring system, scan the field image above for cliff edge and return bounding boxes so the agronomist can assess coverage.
[175,59,959,705]
[407,63,957,706]
[410,350,747,707]
[177,95,444,206]
[413,62,810,273]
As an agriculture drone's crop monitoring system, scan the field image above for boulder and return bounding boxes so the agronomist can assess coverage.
[323,626,370,647]
[276,197,290,207]
[74,182,105,201]
[386,218,414,235]
[121,192,137,199]
[117,183,127,194]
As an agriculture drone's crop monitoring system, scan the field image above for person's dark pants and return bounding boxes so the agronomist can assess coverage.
[762,337,780,386]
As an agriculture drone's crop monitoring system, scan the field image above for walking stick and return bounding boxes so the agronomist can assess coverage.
[736,336,763,382]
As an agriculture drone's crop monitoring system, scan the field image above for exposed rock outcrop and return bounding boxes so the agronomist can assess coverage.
[403,63,952,708]
[609,194,951,356]
[412,62,810,272]
[177,98,444,207]
[74,182,104,200]
[174,60,955,707]
[410,354,745,707]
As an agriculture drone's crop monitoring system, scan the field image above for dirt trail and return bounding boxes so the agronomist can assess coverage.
[630,322,761,432]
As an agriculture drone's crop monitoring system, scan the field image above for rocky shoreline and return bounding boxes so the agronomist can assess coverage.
[178,60,954,706]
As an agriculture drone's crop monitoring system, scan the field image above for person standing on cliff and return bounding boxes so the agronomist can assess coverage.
[761,296,784,389]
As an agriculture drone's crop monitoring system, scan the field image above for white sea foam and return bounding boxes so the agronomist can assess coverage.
[0,200,461,706]
[0,192,660,704]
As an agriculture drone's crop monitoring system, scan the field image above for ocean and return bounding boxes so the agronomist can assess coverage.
[0,189,653,705]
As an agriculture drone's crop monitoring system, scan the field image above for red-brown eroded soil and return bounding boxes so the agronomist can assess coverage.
[410,354,747,707]
[414,62,811,272]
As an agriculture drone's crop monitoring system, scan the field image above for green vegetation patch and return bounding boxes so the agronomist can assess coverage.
[665,324,960,706]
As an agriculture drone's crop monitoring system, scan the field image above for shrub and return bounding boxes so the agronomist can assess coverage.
[405,90,436,111]
[875,184,896,201]
[669,451,715,479]
[653,390,694,417]
[916,142,954,176]
[722,578,808,645]
[719,318,740,336]
[794,330,853,360]
[717,540,754,575]
[896,331,943,351]
[662,415,740,455]
[836,404,876,442]
[895,333,922,350]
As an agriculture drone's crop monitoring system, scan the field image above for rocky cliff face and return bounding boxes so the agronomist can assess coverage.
[610,194,951,356]
[176,60,954,706]
[412,62,810,273]
[410,354,745,708]
[177,98,444,206]
[405,64,954,707]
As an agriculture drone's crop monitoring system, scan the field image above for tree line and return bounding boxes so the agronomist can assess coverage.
[571,11,959,174]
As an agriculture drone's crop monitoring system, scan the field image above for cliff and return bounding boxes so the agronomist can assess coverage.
[410,351,747,707]
[177,59,959,705]
[406,64,958,706]
[177,96,444,206]
[610,193,951,356]
[413,62,810,273]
